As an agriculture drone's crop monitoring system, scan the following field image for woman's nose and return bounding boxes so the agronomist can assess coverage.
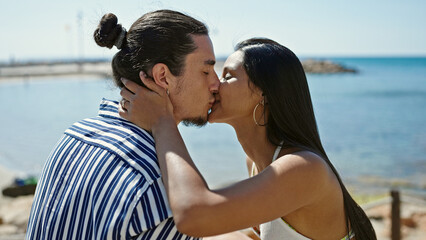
[209,72,220,92]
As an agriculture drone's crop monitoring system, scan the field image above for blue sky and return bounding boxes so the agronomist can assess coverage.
[1,0,425,61]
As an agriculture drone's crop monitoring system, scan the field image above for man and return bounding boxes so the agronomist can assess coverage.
[26,10,219,239]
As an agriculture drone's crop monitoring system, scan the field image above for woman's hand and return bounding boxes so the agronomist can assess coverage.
[119,71,175,132]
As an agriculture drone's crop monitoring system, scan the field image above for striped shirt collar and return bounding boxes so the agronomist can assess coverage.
[64,99,159,181]
[99,98,126,120]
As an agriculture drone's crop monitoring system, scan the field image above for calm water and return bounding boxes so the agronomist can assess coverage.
[0,57,425,188]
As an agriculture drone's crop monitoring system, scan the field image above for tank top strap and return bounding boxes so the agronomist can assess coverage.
[251,162,256,177]
[251,141,284,177]
[272,141,284,162]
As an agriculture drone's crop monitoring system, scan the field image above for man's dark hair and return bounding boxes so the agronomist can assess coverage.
[94,10,208,88]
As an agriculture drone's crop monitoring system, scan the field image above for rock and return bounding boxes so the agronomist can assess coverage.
[301,59,357,74]
[2,185,36,198]
[401,217,417,228]
[0,195,33,234]
[412,212,426,231]
[0,224,19,236]
[365,204,391,219]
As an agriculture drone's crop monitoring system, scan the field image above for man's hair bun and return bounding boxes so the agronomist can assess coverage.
[93,13,125,49]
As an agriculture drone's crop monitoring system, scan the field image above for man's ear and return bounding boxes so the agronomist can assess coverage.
[146,63,170,90]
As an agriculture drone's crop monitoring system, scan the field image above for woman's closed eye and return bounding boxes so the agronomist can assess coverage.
[223,74,233,81]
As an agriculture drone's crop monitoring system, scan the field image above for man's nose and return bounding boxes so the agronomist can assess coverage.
[209,72,220,92]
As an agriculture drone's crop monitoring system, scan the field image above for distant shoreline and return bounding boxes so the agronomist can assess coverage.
[0,62,112,81]
[0,57,360,81]
[1,55,425,66]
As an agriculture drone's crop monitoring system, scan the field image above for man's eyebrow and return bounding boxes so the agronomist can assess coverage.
[204,59,216,66]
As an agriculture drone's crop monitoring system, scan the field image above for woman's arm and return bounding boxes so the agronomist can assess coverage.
[119,77,332,237]
[204,230,257,240]
[151,121,329,236]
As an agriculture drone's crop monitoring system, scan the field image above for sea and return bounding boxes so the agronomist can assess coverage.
[0,57,425,191]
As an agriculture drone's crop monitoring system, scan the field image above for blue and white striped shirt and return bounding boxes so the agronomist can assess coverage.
[26,99,198,240]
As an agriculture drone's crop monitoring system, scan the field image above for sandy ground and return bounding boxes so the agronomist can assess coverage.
[0,165,425,239]
[366,198,426,239]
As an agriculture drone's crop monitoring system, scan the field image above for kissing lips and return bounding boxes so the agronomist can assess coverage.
[207,100,215,115]
[208,99,220,115]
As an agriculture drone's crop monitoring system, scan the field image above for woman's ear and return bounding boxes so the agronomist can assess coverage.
[145,63,170,90]
[262,93,268,104]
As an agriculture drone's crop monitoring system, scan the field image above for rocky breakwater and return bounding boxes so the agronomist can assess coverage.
[0,60,111,80]
[301,59,357,74]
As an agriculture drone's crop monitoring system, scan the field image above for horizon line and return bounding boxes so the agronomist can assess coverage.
[1,54,426,64]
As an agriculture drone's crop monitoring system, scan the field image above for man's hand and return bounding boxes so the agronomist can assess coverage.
[119,71,175,132]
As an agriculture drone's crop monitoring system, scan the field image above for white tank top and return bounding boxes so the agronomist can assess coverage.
[260,217,310,240]
[251,143,354,240]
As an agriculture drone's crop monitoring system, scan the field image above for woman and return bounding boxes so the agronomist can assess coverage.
[119,38,376,239]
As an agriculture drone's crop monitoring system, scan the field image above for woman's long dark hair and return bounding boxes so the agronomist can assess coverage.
[236,38,376,239]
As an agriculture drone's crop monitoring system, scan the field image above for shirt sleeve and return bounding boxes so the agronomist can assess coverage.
[127,178,199,239]
[128,177,173,235]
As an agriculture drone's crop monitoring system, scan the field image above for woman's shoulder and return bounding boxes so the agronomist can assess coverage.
[272,150,334,189]
[277,150,328,171]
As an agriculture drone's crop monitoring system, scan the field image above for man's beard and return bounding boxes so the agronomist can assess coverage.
[181,116,208,127]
